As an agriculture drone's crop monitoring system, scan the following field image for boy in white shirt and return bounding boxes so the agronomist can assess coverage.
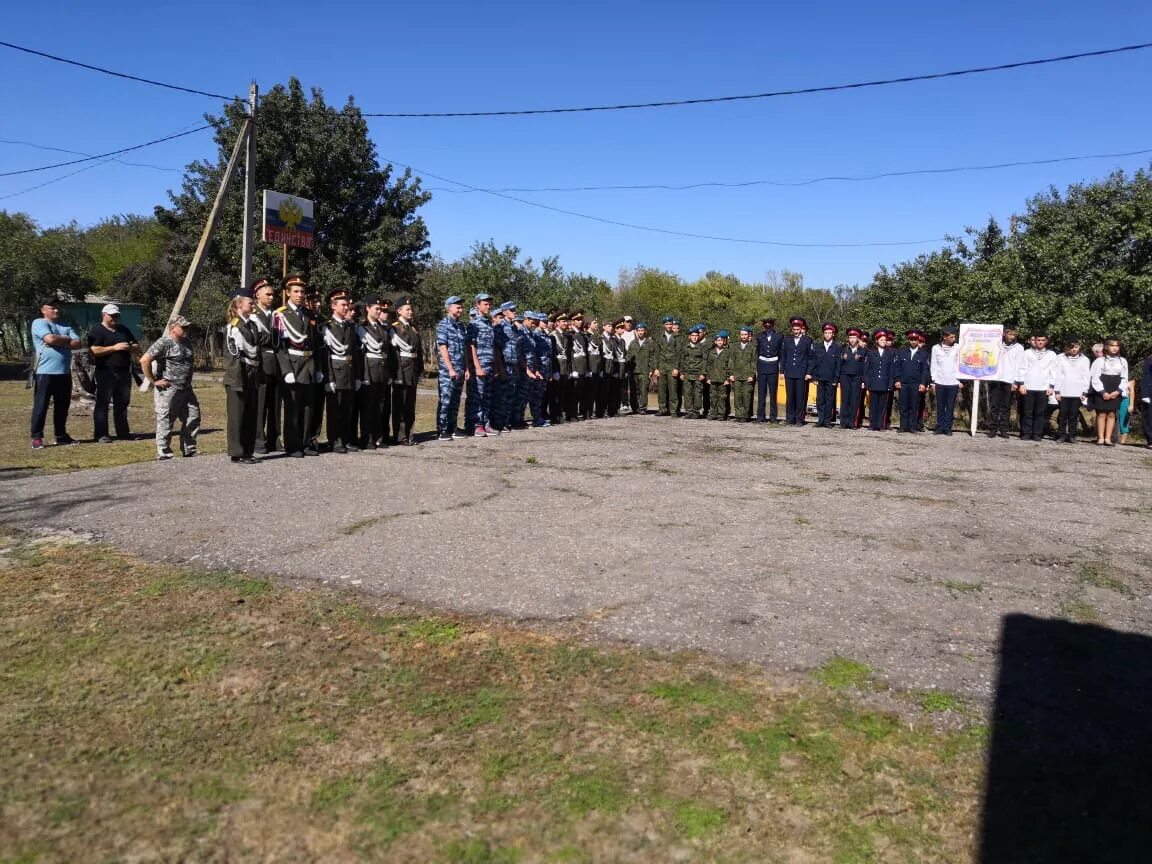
[1052,336,1091,444]
[929,325,963,435]
[987,323,1024,438]
[1014,330,1058,442]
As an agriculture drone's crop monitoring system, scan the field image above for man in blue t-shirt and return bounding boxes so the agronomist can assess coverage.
[29,299,81,449]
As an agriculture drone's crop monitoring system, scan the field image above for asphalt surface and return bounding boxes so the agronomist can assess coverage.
[4,414,1150,708]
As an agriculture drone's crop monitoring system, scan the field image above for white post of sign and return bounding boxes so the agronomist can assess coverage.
[970,379,980,436]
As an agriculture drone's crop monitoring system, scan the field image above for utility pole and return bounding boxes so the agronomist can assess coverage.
[240,81,258,292]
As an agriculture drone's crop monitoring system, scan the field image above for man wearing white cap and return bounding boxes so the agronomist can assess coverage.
[87,303,139,442]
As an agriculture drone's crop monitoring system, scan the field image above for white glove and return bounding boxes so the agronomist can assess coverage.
[355,381,364,391]
[326,383,336,393]
[316,372,324,383]
[283,372,296,385]
[1143,397,1150,404]
[571,372,579,379]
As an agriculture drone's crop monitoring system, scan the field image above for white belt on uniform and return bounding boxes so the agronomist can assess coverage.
[241,357,259,367]
[398,351,415,358]
[288,348,312,357]
[365,352,384,360]
[759,355,779,362]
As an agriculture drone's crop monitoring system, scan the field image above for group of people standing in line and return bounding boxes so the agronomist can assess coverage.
[26,284,1152,459]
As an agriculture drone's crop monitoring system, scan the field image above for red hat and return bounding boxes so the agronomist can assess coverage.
[821,322,839,334]
[847,327,863,337]
[872,328,888,340]
[789,316,807,328]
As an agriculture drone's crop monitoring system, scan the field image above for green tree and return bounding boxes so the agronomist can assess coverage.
[158,78,432,329]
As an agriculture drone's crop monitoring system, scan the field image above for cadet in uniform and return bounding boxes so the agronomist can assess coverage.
[781,316,814,425]
[321,288,361,453]
[810,322,842,428]
[755,317,784,422]
[729,325,757,422]
[839,328,867,429]
[567,311,588,420]
[513,312,537,428]
[654,315,680,416]
[390,296,422,445]
[679,325,707,418]
[583,317,602,419]
[465,292,499,437]
[273,274,320,457]
[549,313,570,423]
[627,322,654,414]
[223,287,261,464]
[893,329,930,433]
[250,277,281,453]
[436,296,467,440]
[492,301,522,432]
[357,295,394,448]
[705,330,732,420]
[525,312,551,426]
[305,285,326,449]
[865,329,896,431]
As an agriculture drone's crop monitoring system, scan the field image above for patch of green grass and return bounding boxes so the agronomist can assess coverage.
[814,656,873,691]
[442,838,522,864]
[916,691,966,714]
[383,618,461,645]
[674,801,727,838]
[525,455,538,464]
[646,676,754,714]
[1059,600,1102,623]
[554,769,627,816]
[1078,562,1131,596]
[48,795,87,826]
[942,580,983,596]
[140,568,270,598]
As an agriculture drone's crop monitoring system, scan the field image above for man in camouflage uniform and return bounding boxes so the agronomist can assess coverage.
[492,301,522,432]
[511,312,535,428]
[524,312,551,426]
[140,314,199,459]
[706,330,733,420]
[274,274,321,457]
[654,315,681,416]
[465,292,499,437]
[357,295,394,448]
[391,296,422,445]
[679,325,707,418]
[729,325,757,422]
[627,322,654,415]
[436,296,467,441]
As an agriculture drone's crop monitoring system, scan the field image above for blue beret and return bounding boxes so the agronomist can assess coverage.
[661,314,674,323]
[444,295,463,307]
[636,321,648,329]
[474,292,493,302]
[715,330,729,339]
[672,318,682,325]
[739,325,753,333]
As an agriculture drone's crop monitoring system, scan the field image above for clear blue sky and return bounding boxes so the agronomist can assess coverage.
[4,0,1152,289]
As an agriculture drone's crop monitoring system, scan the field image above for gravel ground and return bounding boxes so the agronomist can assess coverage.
[3,414,1150,709]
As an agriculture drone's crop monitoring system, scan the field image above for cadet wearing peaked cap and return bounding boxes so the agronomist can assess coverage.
[320,288,361,453]
[273,273,321,456]
[654,315,682,416]
[390,295,422,445]
[781,316,814,425]
[627,321,655,414]
[223,287,261,463]
[893,328,930,433]
[864,329,896,431]
[248,277,281,454]
[756,316,784,423]
[839,328,867,429]
[679,324,707,418]
[357,295,395,448]
[810,322,842,428]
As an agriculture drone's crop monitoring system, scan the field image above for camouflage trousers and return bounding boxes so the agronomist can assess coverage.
[491,374,520,430]
[153,386,200,455]
[436,371,464,436]
[464,368,494,430]
[518,375,547,425]
[682,378,704,417]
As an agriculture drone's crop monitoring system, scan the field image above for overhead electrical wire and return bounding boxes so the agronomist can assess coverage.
[0,39,236,100]
[0,124,214,177]
[0,159,118,201]
[424,146,1152,194]
[384,155,944,248]
[363,42,1152,117]
[0,137,181,172]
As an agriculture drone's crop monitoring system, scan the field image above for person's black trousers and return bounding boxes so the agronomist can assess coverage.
[1057,396,1081,439]
[898,387,921,431]
[784,377,807,424]
[756,369,779,420]
[326,388,357,447]
[280,382,313,454]
[255,375,280,452]
[935,384,959,432]
[31,373,72,439]
[391,383,417,442]
[226,386,258,458]
[1019,390,1048,439]
[839,375,862,428]
[93,367,132,439]
[815,381,837,426]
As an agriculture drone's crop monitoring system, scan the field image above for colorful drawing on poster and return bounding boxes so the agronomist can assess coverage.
[957,323,1004,380]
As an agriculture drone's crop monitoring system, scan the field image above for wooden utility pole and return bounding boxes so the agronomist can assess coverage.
[240,81,258,292]
[169,116,252,321]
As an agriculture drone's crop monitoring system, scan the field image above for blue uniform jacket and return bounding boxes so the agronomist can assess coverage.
[755,329,784,372]
[809,340,842,382]
[840,345,867,376]
[865,348,895,391]
[893,346,931,386]
[780,335,814,380]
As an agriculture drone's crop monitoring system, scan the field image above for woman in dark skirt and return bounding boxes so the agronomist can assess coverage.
[1089,338,1129,446]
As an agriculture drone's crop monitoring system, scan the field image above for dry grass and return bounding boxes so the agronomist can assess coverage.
[0,531,986,863]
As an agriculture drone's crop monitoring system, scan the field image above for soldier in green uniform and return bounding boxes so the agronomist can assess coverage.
[223,287,262,464]
[627,322,655,415]
[705,330,733,420]
[729,325,757,422]
[390,295,423,445]
[654,315,680,416]
[679,325,707,418]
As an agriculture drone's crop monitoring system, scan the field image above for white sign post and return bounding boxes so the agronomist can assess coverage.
[956,323,1005,436]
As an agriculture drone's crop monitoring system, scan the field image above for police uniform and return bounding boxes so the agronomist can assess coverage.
[390,297,422,445]
[729,326,757,421]
[357,296,395,448]
[513,313,535,427]
[864,330,896,431]
[781,316,814,425]
[755,318,784,422]
[465,293,499,435]
[893,330,930,433]
[705,332,732,420]
[273,275,320,456]
[526,312,552,426]
[435,296,468,439]
[492,302,523,431]
[839,328,867,429]
[810,323,842,428]
[224,288,261,463]
[249,278,281,453]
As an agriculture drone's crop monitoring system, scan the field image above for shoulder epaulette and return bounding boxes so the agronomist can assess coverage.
[275,305,288,313]
[229,317,240,326]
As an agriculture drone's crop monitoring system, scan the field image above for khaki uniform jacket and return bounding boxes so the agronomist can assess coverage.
[729,341,757,379]
[628,337,655,377]
[680,339,707,377]
[706,347,732,384]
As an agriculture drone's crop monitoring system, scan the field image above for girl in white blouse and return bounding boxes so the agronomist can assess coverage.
[1089,338,1129,446]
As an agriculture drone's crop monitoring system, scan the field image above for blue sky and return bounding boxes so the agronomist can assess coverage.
[4,0,1152,289]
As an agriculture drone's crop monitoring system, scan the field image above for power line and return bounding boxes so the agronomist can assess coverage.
[0,39,236,101]
[0,137,181,172]
[0,124,214,177]
[424,146,1152,194]
[365,42,1152,117]
[386,155,944,248]
[0,159,117,201]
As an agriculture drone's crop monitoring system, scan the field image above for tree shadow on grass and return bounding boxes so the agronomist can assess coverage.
[980,614,1152,863]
